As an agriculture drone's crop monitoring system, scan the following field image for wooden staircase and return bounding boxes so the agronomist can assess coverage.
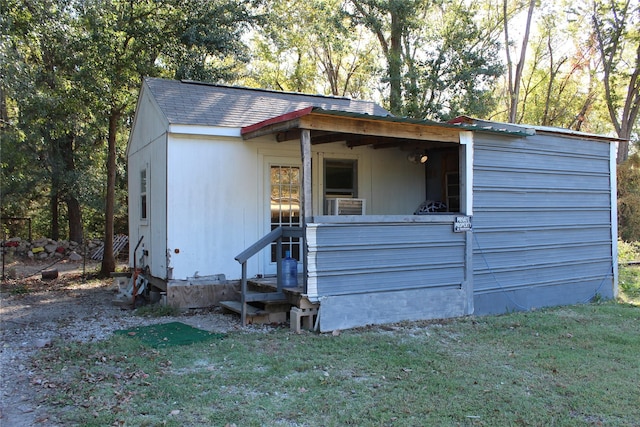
[220,276,317,330]
[228,226,318,331]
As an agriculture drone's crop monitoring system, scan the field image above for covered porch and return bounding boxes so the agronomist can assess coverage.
[236,108,511,331]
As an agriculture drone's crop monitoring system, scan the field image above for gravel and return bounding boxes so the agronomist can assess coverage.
[0,260,243,426]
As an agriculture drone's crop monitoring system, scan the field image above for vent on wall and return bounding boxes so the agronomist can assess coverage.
[326,198,366,215]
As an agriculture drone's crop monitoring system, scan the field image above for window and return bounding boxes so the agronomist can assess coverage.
[140,169,147,220]
[324,159,357,213]
[270,165,301,262]
[446,172,460,212]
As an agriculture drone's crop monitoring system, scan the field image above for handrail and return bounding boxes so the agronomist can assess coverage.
[234,226,304,326]
[235,227,283,264]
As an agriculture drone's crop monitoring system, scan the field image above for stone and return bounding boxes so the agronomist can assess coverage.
[44,244,58,253]
[68,251,83,261]
[33,238,48,247]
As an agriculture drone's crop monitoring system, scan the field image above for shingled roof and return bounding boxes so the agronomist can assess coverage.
[144,77,390,128]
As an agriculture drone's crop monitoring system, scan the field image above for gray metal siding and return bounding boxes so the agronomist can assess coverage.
[472,134,615,314]
[308,221,467,296]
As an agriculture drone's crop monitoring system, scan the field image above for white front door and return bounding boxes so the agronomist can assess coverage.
[265,162,302,275]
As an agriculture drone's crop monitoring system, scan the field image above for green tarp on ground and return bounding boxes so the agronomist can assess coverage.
[114,321,225,348]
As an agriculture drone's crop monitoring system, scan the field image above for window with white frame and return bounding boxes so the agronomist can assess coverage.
[323,159,357,213]
[140,169,147,220]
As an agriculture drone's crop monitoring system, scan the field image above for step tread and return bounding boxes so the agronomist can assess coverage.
[219,300,265,315]
[244,291,288,303]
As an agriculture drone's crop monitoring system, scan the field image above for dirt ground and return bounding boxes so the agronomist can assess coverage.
[0,258,243,426]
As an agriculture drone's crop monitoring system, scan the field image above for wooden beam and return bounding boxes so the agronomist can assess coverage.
[242,118,301,140]
[299,113,460,143]
[276,129,301,142]
[310,132,349,145]
[300,129,312,294]
[277,130,347,145]
[300,129,312,221]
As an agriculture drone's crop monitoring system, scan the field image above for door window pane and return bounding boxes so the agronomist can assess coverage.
[270,165,300,262]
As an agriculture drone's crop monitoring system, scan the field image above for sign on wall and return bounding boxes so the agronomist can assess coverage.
[454,216,472,232]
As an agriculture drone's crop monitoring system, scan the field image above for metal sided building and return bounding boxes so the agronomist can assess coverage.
[127,78,619,332]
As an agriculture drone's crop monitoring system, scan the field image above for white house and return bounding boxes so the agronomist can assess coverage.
[127,78,619,332]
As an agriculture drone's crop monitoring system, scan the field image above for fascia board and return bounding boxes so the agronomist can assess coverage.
[168,124,241,138]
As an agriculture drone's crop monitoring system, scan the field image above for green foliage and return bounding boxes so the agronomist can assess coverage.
[403,1,504,120]
[35,303,640,425]
[514,4,596,128]
[1,0,255,241]
[618,239,640,262]
[349,0,503,119]
[619,266,640,303]
[241,0,380,97]
[135,303,181,318]
[618,154,640,241]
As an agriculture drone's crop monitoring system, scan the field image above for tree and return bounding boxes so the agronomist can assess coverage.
[72,0,255,275]
[403,1,504,120]
[591,0,640,163]
[242,0,380,98]
[350,0,503,119]
[503,0,536,123]
[349,0,425,114]
[515,4,599,129]
[2,0,90,243]
[618,153,640,241]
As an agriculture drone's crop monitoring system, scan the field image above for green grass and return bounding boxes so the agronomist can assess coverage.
[619,265,640,304]
[34,301,640,426]
[135,302,182,318]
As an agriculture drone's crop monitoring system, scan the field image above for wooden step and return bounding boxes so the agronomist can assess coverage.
[219,300,265,316]
[219,300,289,325]
[244,291,287,303]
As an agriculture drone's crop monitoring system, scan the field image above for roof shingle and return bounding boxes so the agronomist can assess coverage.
[144,78,390,128]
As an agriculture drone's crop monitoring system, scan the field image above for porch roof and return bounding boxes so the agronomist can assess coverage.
[241,107,534,148]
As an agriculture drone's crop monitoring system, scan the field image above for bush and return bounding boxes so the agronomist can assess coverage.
[618,239,640,262]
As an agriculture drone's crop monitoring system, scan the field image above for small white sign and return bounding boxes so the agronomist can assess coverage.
[454,216,472,232]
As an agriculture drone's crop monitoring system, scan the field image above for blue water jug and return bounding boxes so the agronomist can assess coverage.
[282,250,298,288]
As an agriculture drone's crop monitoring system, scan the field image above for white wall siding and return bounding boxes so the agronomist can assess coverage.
[127,85,169,277]
[472,134,616,314]
[166,135,260,280]
[163,136,427,281]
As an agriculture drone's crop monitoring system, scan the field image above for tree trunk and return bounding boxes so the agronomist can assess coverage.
[507,0,536,123]
[388,10,403,115]
[61,134,83,243]
[50,191,59,241]
[100,112,118,276]
[65,196,83,243]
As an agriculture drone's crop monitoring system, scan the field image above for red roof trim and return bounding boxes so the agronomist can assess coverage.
[447,116,474,124]
[241,106,314,135]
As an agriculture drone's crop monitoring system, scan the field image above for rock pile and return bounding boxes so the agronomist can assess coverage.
[1,237,104,261]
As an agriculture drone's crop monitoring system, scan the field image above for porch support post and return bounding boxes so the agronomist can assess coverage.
[300,129,312,220]
[300,129,312,292]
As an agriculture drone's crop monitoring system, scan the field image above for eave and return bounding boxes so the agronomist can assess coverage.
[241,107,532,149]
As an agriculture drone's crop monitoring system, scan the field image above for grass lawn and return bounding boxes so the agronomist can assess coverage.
[35,269,640,426]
